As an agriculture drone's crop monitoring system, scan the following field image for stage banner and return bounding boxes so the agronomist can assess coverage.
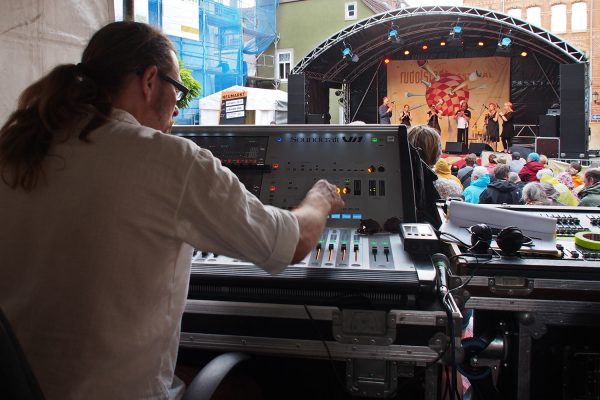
[387,57,510,147]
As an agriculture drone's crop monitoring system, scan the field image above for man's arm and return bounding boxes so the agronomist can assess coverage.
[291,180,344,263]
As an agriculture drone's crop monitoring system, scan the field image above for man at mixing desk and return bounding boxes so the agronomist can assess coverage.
[0,21,344,400]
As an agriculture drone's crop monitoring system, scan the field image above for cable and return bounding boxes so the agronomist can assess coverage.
[302,304,347,392]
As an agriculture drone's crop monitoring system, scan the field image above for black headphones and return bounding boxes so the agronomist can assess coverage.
[468,224,533,256]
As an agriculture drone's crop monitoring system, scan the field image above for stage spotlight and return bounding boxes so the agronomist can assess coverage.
[440,41,446,46]
[422,44,428,50]
[387,24,401,44]
[449,19,462,39]
[335,90,343,96]
[520,51,528,57]
[478,41,484,47]
[341,42,359,63]
[404,50,410,55]
[384,58,390,64]
[499,37,512,47]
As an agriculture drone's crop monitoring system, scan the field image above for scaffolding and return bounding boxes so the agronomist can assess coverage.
[146,0,278,124]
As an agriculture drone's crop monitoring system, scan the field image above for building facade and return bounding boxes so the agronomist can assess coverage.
[256,0,395,123]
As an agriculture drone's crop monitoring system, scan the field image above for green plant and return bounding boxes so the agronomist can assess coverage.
[177,58,201,110]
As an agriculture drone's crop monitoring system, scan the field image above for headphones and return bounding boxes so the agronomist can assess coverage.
[468,224,533,256]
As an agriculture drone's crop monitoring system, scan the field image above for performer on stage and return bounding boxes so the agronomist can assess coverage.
[484,102,500,151]
[499,102,515,153]
[454,101,471,147]
[379,96,393,124]
[400,104,412,127]
[427,104,442,133]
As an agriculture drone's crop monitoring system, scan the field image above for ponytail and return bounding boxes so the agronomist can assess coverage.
[0,63,111,191]
[0,21,175,191]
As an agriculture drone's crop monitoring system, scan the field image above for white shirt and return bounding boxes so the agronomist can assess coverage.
[457,112,469,129]
[0,109,299,399]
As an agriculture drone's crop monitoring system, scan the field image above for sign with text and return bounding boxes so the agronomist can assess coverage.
[219,90,247,125]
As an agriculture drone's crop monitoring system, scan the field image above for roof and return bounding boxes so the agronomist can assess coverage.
[293,5,587,84]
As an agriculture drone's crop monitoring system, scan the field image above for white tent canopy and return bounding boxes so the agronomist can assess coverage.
[0,1,113,124]
[198,85,287,125]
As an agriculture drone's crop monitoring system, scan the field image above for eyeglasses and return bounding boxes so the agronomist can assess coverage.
[159,72,189,102]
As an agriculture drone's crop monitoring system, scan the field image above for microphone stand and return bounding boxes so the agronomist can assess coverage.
[472,104,487,143]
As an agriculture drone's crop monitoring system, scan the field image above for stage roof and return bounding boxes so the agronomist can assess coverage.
[292,5,587,84]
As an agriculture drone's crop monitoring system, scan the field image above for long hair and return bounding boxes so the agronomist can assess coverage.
[0,21,175,191]
[408,125,441,167]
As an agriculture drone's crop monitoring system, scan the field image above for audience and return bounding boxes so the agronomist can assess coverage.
[569,162,584,187]
[539,154,548,167]
[509,152,525,173]
[462,166,489,204]
[540,182,562,205]
[434,158,463,199]
[578,168,600,207]
[458,153,477,187]
[479,164,522,205]
[522,182,551,205]
[435,158,463,188]
[537,169,579,206]
[486,154,498,175]
[518,152,545,183]
[508,172,525,189]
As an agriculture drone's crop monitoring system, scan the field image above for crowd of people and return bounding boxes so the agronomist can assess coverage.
[407,125,600,208]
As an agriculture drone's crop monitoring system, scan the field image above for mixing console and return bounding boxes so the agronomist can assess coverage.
[174,125,435,294]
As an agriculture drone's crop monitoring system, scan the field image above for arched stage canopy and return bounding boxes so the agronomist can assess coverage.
[291,5,587,84]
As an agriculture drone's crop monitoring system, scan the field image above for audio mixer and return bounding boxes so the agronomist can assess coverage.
[174,125,437,302]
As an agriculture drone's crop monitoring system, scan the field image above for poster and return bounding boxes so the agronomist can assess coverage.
[387,57,510,146]
[162,0,200,41]
[219,90,247,125]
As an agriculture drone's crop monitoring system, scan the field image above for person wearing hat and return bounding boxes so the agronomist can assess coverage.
[518,152,545,183]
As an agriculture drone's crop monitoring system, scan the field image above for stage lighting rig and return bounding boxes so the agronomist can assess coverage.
[387,24,401,44]
[341,41,359,63]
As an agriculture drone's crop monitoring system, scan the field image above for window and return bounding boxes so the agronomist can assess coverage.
[276,49,293,81]
[572,2,587,32]
[526,6,541,26]
[507,8,522,19]
[551,4,567,33]
[345,2,357,21]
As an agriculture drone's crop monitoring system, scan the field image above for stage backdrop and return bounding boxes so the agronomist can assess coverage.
[387,57,510,147]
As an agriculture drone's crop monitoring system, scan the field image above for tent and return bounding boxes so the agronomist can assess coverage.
[198,85,287,125]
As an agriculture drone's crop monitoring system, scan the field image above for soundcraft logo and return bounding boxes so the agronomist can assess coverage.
[289,136,364,143]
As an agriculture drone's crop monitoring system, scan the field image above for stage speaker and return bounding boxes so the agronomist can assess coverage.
[288,74,307,124]
[510,145,533,159]
[559,64,587,157]
[536,138,560,159]
[445,142,467,154]
[307,113,327,124]
[468,143,494,156]
[538,115,559,137]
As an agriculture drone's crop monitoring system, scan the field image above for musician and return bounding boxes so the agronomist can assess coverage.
[379,96,393,124]
[400,104,412,126]
[454,101,471,147]
[499,102,515,153]
[484,102,500,150]
[427,104,442,133]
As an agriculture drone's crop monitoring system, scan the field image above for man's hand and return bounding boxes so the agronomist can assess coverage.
[291,180,344,263]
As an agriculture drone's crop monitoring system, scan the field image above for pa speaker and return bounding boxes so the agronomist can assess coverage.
[307,113,327,124]
[559,64,587,156]
[445,142,468,154]
[535,137,560,159]
[288,74,307,124]
[468,143,494,156]
[510,145,533,159]
[538,115,559,137]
